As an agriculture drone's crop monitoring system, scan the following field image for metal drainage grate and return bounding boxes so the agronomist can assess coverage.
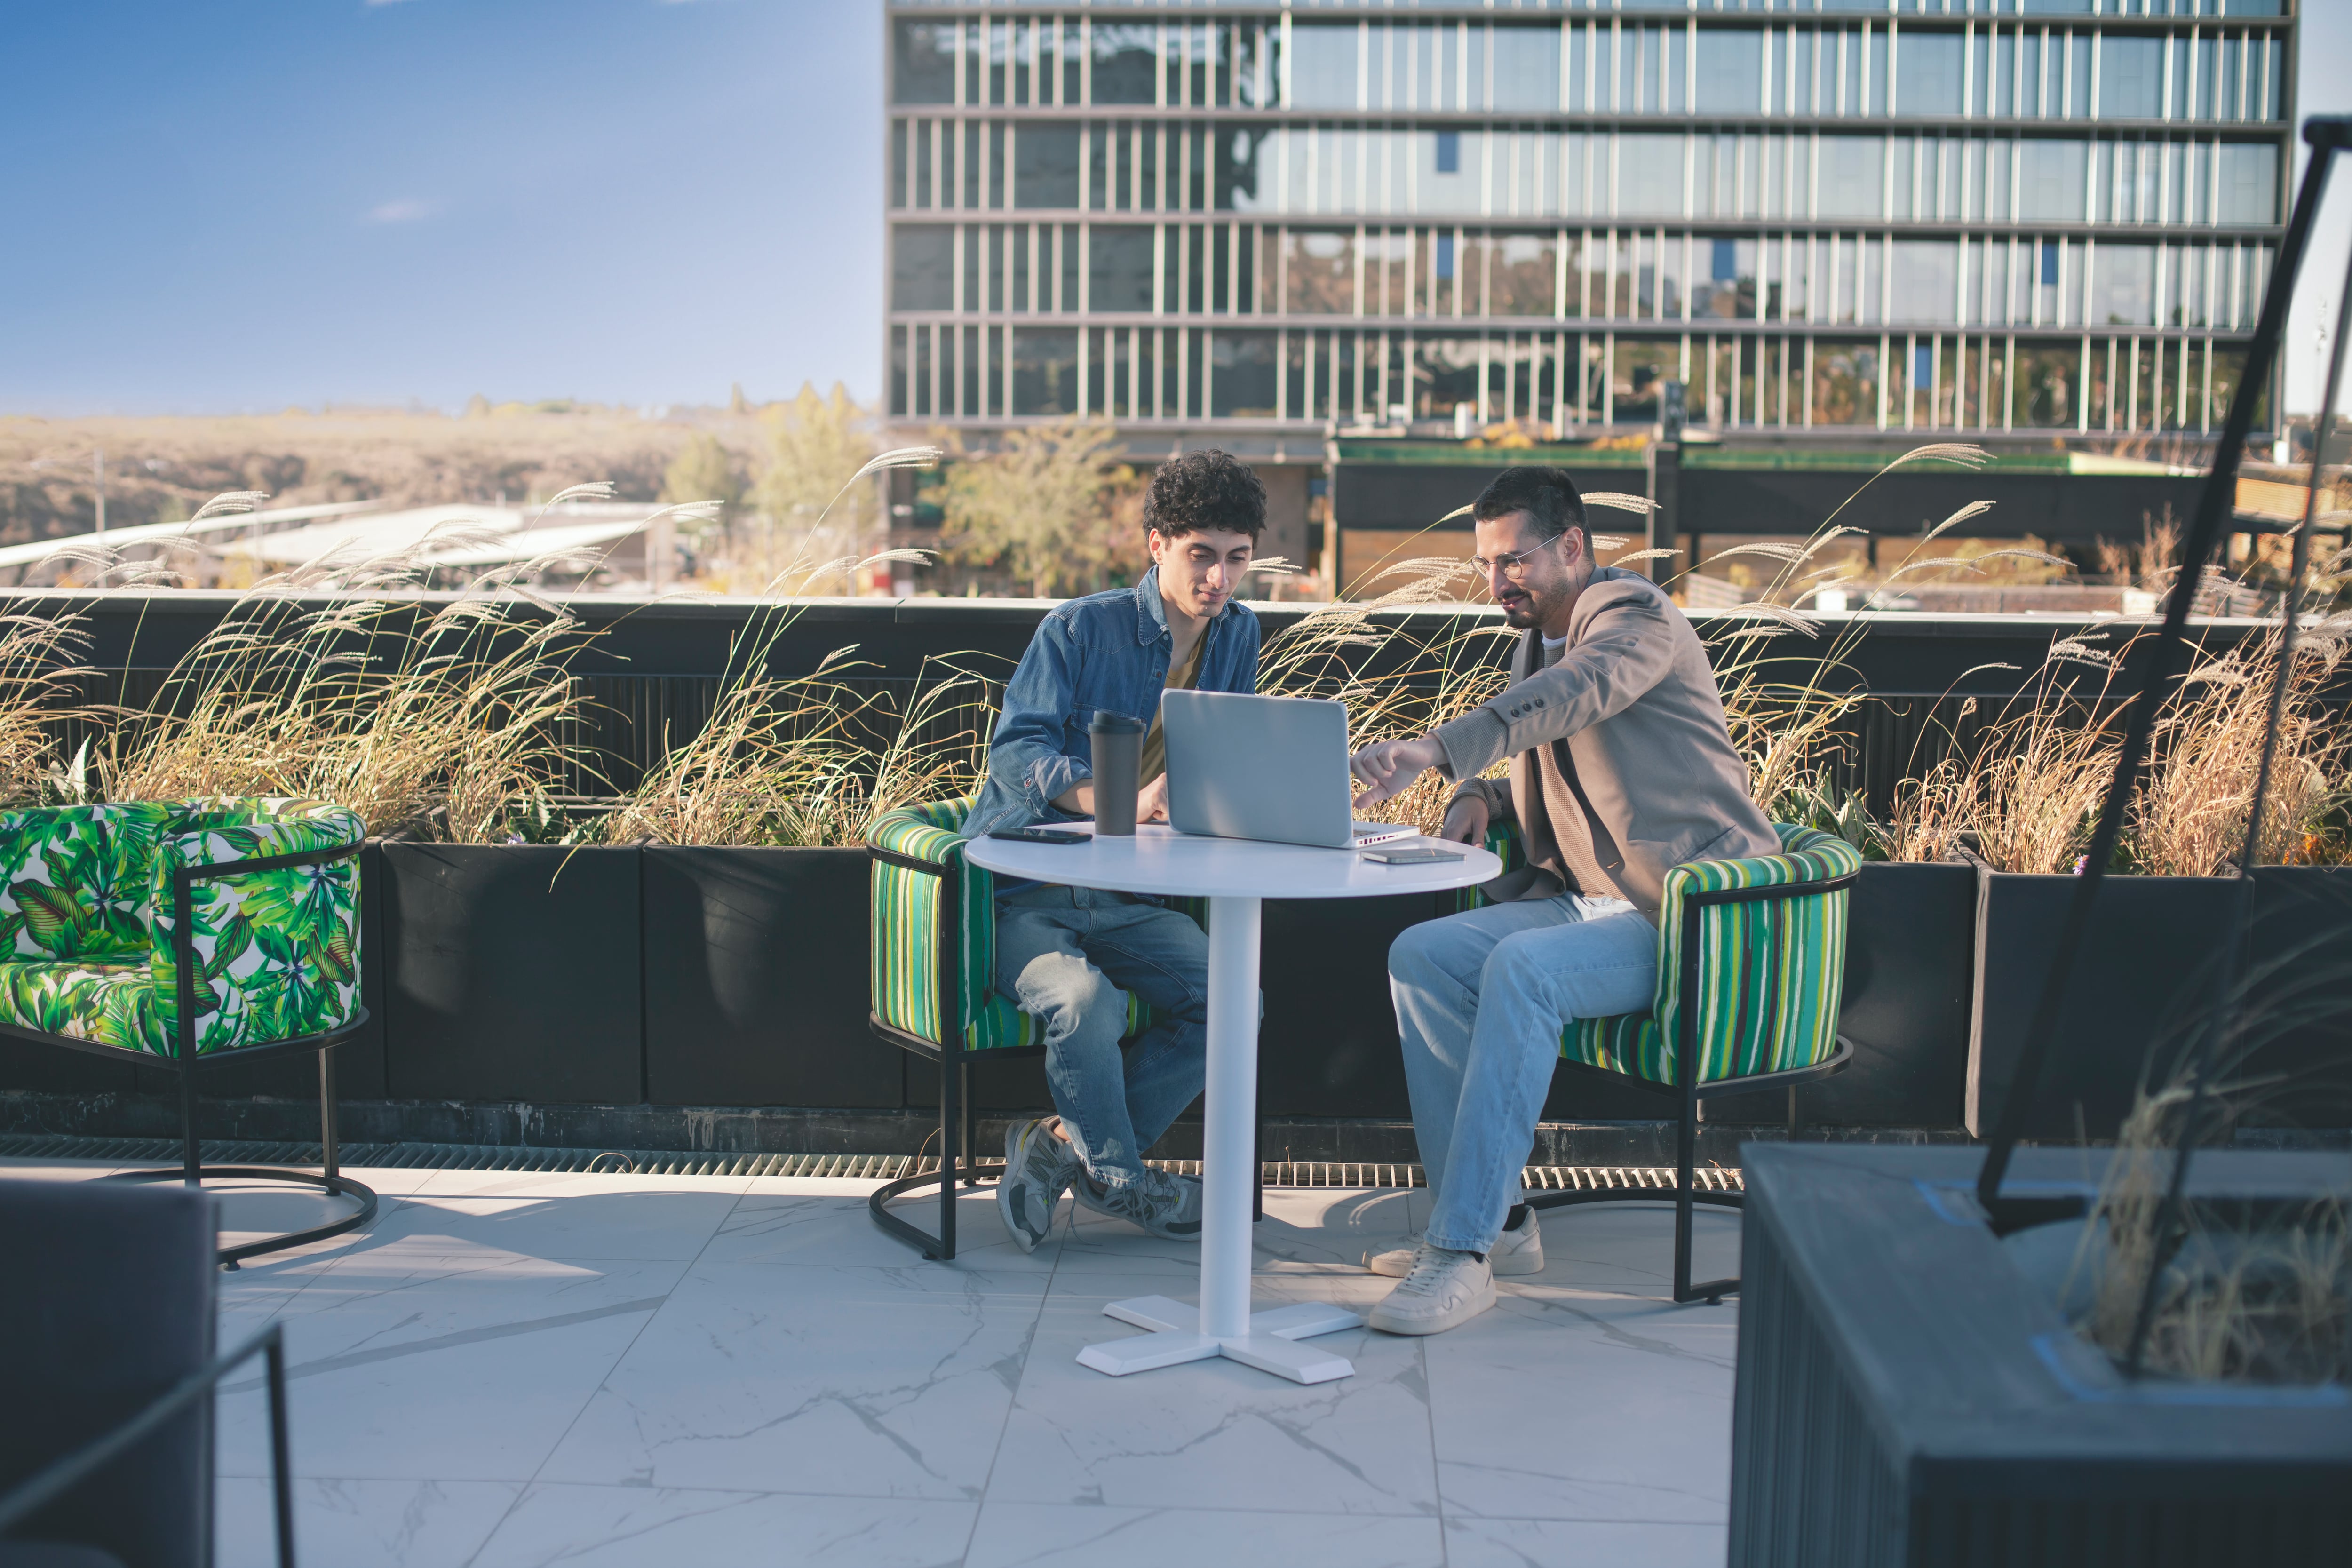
[0,1134,1741,1194]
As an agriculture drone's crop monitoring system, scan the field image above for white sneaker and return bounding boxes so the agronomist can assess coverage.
[1367,1207,1543,1278]
[1366,1242,1497,1336]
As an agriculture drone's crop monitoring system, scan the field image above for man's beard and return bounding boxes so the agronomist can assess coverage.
[1497,587,1550,628]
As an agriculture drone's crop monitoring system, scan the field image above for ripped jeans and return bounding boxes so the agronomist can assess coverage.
[995,885,1210,1192]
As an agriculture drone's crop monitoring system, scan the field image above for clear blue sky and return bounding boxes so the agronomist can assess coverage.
[4,2,2347,419]
[0,0,882,415]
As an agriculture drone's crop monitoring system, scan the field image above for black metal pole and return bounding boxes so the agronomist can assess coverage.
[319,1046,339,1183]
[1974,121,2349,1227]
[2122,199,2352,1376]
[267,1329,297,1568]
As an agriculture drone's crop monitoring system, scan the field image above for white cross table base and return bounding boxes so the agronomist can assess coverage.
[1077,1295,1364,1385]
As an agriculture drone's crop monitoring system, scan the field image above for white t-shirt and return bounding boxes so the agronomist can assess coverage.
[1540,633,1569,665]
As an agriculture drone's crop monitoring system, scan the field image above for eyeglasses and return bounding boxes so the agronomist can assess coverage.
[1470,533,1565,581]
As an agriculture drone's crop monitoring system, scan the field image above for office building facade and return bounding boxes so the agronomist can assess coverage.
[885,0,2293,454]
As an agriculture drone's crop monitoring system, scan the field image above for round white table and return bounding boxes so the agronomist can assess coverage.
[964,822,1500,1385]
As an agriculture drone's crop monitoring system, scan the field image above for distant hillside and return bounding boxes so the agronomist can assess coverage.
[0,407,775,545]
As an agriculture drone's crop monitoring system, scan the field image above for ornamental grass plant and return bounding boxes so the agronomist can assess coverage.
[88,493,638,840]
[2131,623,2352,876]
[2069,1071,2349,1385]
[600,446,982,849]
[0,449,2336,876]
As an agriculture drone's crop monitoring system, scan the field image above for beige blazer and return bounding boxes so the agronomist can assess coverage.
[1433,567,1778,918]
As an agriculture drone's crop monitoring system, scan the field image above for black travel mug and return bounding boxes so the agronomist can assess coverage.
[1089,711,1145,836]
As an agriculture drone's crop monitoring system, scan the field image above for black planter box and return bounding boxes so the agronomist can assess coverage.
[381,844,642,1103]
[1967,866,2239,1140]
[1731,1145,2352,1568]
[641,846,900,1109]
[1708,862,1975,1129]
[2246,867,2352,1130]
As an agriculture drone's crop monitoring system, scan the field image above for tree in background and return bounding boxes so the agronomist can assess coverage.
[750,383,877,585]
[939,421,1136,598]
[659,432,745,557]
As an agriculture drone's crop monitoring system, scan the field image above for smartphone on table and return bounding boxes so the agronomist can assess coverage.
[988,826,1089,844]
[1361,844,1464,864]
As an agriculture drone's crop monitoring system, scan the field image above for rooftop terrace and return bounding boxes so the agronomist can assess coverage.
[6,1157,1738,1568]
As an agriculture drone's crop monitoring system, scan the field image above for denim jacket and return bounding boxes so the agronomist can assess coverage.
[963,566,1261,841]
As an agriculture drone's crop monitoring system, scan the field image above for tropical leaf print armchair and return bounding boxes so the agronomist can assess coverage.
[0,798,375,1265]
[1459,821,1860,1304]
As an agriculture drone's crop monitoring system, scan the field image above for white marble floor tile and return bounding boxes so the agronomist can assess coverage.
[213,1180,384,1258]
[216,1253,686,1482]
[1514,1203,1743,1292]
[537,1260,1047,1499]
[214,1477,522,1568]
[987,1290,1439,1517]
[1424,1281,1737,1525]
[1043,1189,1421,1288]
[964,1500,1446,1568]
[468,1484,978,1568]
[1443,1516,1730,1568]
[707,1183,1061,1279]
[354,1170,751,1262]
[1251,1187,1420,1274]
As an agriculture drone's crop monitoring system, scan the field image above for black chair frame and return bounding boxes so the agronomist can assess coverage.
[864,840,1039,1260]
[1526,871,1858,1306]
[864,839,1261,1260]
[0,1321,294,1568]
[0,840,378,1269]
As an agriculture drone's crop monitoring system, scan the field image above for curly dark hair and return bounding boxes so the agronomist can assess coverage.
[1142,449,1266,541]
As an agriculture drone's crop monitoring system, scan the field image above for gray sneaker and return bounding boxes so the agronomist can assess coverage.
[1073,1164,1204,1242]
[997,1117,1080,1253]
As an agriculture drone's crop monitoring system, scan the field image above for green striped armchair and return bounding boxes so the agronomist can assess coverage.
[866,797,1206,1259]
[1465,821,1860,1304]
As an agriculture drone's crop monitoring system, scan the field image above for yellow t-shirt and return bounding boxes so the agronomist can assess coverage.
[1137,630,1208,787]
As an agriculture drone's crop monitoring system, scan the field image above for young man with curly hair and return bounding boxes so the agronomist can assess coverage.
[964,449,1266,1251]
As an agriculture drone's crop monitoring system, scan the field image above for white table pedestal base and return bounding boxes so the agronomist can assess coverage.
[1078,1294,1363,1385]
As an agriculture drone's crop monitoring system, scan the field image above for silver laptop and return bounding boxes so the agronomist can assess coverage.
[1160,690,1417,850]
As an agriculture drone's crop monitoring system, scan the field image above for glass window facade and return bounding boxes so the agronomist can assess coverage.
[886,2,2291,436]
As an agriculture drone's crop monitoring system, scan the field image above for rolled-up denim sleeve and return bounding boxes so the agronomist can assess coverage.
[989,613,1090,817]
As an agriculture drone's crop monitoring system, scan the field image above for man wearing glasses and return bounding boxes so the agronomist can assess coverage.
[1345,465,1777,1336]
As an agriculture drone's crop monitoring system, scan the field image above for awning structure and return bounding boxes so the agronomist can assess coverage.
[0,500,383,570]
[211,502,660,570]
[212,505,529,565]
[391,517,649,569]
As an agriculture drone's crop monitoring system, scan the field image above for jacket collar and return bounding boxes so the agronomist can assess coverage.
[1132,563,1231,647]
[1133,566,1172,645]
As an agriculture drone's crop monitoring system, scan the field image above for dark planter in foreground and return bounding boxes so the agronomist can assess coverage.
[1967,866,2238,1140]
[1708,861,1975,1129]
[381,844,642,1103]
[2246,867,2352,1130]
[641,845,900,1109]
[1731,1145,2351,1567]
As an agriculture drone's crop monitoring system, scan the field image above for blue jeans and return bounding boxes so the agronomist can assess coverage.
[1389,895,1659,1255]
[995,886,1210,1192]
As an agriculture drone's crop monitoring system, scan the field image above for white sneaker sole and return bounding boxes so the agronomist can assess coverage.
[1366,1275,1498,1336]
